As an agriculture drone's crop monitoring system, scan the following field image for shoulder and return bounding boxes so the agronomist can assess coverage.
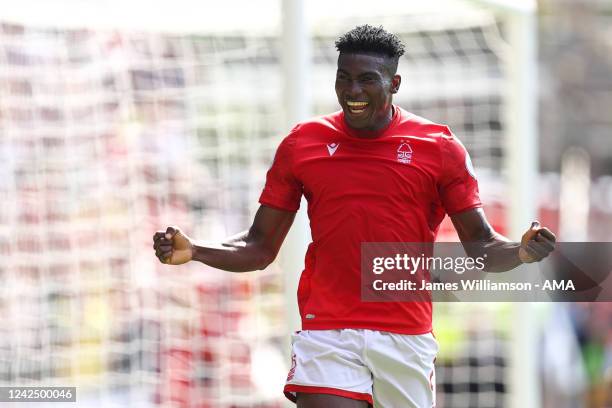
[277,111,342,153]
[395,107,456,143]
[290,111,344,137]
[394,108,471,169]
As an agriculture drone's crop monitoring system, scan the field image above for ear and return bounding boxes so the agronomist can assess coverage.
[391,74,401,94]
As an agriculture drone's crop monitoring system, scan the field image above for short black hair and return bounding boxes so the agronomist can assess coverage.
[335,25,405,73]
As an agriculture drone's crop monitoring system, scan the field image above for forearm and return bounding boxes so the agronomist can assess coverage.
[155,206,295,271]
[191,231,275,272]
[451,209,522,272]
[478,233,522,272]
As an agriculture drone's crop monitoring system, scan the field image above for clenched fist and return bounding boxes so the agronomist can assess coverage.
[153,226,194,265]
[518,221,556,263]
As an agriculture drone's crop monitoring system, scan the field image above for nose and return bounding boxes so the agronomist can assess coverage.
[345,80,363,98]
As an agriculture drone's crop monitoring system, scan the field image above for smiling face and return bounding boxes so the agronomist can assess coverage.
[335,53,401,131]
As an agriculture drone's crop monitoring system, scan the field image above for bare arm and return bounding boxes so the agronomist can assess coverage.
[153,205,296,272]
[450,208,556,272]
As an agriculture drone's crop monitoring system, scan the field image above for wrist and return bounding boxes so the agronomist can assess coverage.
[189,242,201,263]
[518,246,531,264]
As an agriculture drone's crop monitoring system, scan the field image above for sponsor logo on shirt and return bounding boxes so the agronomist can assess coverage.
[397,141,413,164]
[327,143,339,156]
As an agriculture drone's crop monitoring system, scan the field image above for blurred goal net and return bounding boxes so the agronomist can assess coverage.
[0,1,532,407]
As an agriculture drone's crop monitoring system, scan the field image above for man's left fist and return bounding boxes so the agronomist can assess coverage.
[518,221,556,263]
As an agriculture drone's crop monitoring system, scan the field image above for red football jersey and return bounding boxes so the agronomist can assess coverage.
[259,106,481,334]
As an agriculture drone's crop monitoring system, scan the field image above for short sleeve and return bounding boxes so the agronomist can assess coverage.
[438,129,482,215]
[258,128,302,212]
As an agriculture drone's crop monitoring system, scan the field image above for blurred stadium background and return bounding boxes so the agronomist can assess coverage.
[0,0,611,407]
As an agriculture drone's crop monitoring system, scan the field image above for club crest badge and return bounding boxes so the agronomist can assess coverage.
[397,141,412,164]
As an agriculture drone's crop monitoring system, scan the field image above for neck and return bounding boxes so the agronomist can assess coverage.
[346,105,395,138]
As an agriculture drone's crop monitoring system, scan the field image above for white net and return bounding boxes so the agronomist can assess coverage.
[0,3,521,407]
[0,26,287,407]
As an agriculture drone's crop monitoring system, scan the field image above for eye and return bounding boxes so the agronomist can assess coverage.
[336,73,349,81]
[359,76,375,83]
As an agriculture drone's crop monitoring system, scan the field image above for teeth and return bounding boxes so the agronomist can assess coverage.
[347,101,368,107]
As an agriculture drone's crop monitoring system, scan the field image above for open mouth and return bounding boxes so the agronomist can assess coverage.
[346,101,369,115]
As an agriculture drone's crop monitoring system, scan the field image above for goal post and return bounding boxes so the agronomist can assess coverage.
[279,0,312,342]
[470,3,540,407]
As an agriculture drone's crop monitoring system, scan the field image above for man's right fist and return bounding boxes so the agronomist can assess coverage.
[153,226,194,265]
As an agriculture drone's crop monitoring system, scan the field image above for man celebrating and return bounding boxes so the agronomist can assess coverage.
[153,25,555,408]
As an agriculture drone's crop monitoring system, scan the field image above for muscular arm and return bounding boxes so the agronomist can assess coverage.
[153,205,296,272]
[450,208,555,272]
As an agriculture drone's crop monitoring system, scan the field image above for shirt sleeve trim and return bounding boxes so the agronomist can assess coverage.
[445,203,482,217]
[259,198,299,213]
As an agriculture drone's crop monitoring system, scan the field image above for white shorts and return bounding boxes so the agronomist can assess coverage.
[284,329,438,407]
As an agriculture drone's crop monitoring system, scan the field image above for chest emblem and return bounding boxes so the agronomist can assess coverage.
[327,143,339,156]
[397,141,413,164]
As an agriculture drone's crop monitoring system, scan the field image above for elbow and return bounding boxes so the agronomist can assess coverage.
[255,248,277,270]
